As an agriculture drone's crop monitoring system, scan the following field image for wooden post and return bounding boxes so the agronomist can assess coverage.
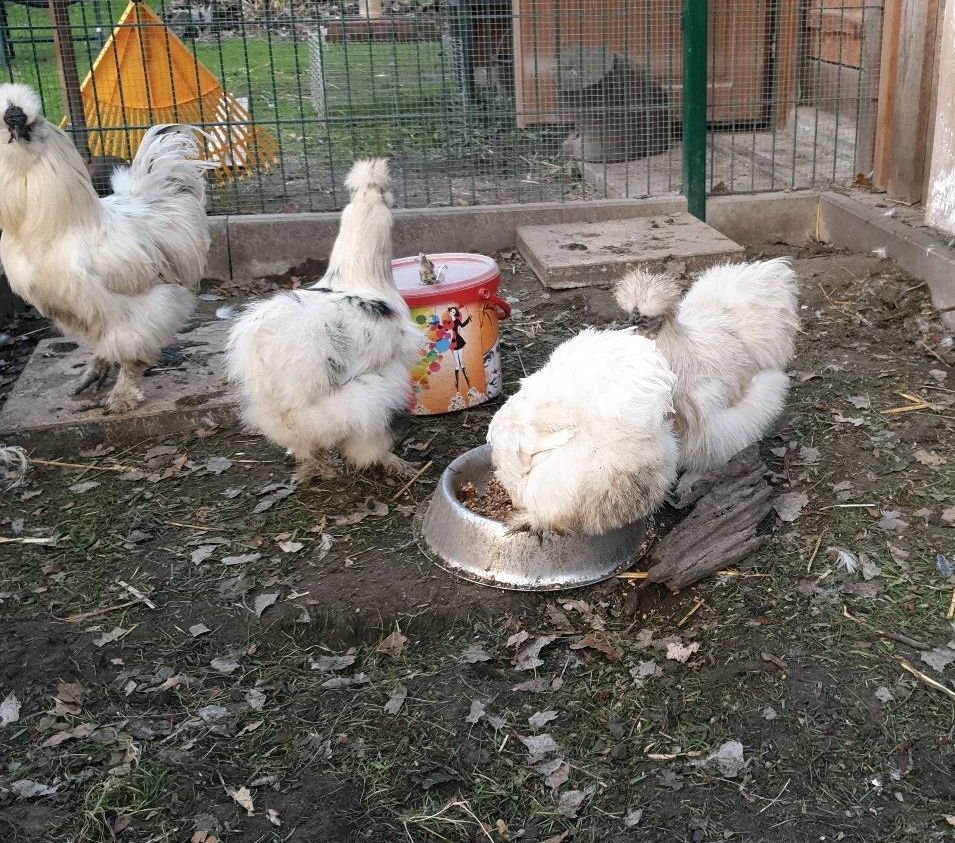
[873,0,901,188]
[874,0,941,202]
[925,0,955,233]
[854,1,883,176]
[364,0,385,18]
[47,0,90,161]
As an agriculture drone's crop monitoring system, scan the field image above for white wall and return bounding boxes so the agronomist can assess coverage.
[926,0,955,234]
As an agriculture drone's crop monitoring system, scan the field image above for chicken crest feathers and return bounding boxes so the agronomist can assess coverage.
[614,269,683,318]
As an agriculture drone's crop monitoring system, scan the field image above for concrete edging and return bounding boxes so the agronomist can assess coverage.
[206,192,821,281]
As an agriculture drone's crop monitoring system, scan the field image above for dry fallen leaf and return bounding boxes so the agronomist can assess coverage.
[278,540,304,554]
[191,814,221,843]
[205,457,233,475]
[514,635,556,671]
[465,699,486,724]
[920,647,955,673]
[913,449,947,467]
[520,732,561,761]
[191,545,216,565]
[541,758,569,792]
[460,643,491,664]
[570,631,623,661]
[227,785,254,816]
[93,626,131,648]
[557,787,594,819]
[376,628,407,658]
[41,722,94,748]
[266,808,281,828]
[528,710,558,729]
[875,686,894,703]
[190,623,211,638]
[210,657,241,675]
[310,652,356,672]
[253,592,279,618]
[774,491,809,522]
[665,641,700,663]
[705,740,745,778]
[320,673,370,690]
[1,691,21,728]
[69,481,101,494]
[221,553,260,566]
[623,808,643,828]
[383,684,407,715]
[11,780,59,799]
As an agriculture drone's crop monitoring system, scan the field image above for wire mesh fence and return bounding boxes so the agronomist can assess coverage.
[0,0,885,214]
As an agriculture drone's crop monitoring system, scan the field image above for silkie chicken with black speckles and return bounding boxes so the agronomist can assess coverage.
[615,257,799,501]
[0,83,211,414]
[227,159,423,481]
[487,328,678,536]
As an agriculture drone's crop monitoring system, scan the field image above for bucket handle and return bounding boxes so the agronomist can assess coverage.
[479,287,511,320]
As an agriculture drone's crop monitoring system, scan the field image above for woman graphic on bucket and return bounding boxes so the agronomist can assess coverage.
[447,305,473,392]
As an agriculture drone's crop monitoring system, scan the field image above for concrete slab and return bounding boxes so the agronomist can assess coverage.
[516,213,744,289]
[0,320,235,452]
[818,191,955,330]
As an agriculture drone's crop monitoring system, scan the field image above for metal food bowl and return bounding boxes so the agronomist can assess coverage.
[418,444,649,591]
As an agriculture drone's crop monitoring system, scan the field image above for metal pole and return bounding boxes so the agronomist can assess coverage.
[1,1,11,69]
[47,0,90,161]
[682,0,707,221]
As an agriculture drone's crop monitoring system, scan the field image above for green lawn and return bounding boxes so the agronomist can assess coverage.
[2,1,459,173]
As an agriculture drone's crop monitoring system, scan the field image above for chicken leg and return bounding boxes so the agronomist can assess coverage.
[106,362,146,414]
[72,357,112,395]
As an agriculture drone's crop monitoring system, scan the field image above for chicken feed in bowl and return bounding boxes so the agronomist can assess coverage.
[418,444,651,591]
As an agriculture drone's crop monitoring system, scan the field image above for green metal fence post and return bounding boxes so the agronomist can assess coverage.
[682,0,707,221]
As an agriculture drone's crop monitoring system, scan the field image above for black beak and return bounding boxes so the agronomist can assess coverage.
[4,105,31,142]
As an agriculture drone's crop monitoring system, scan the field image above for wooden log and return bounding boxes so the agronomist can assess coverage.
[641,446,774,593]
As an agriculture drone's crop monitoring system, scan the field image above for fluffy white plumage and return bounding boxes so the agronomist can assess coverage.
[615,258,799,492]
[487,328,678,535]
[227,158,423,479]
[0,83,211,413]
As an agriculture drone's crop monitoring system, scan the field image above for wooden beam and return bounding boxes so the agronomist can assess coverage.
[47,0,89,161]
[873,0,902,189]
[925,0,955,233]
[885,0,941,203]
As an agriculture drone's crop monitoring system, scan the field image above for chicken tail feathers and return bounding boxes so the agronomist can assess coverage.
[112,125,212,205]
[324,159,395,293]
[687,370,789,470]
[108,125,212,292]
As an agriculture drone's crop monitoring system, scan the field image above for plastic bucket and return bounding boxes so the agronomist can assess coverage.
[393,253,511,415]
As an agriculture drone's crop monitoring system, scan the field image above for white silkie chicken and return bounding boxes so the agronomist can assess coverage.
[487,328,678,536]
[0,83,210,414]
[615,258,799,499]
[227,159,422,480]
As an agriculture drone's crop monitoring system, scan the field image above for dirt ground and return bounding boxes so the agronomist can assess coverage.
[1,244,954,843]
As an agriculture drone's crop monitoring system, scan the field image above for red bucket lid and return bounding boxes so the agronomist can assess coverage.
[393,253,501,307]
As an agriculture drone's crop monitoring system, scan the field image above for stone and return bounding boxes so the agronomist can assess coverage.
[0,320,235,450]
[516,213,744,289]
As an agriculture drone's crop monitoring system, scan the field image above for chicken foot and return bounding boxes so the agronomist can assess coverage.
[341,431,419,478]
[105,363,147,415]
[295,450,341,482]
[72,357,112,395]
